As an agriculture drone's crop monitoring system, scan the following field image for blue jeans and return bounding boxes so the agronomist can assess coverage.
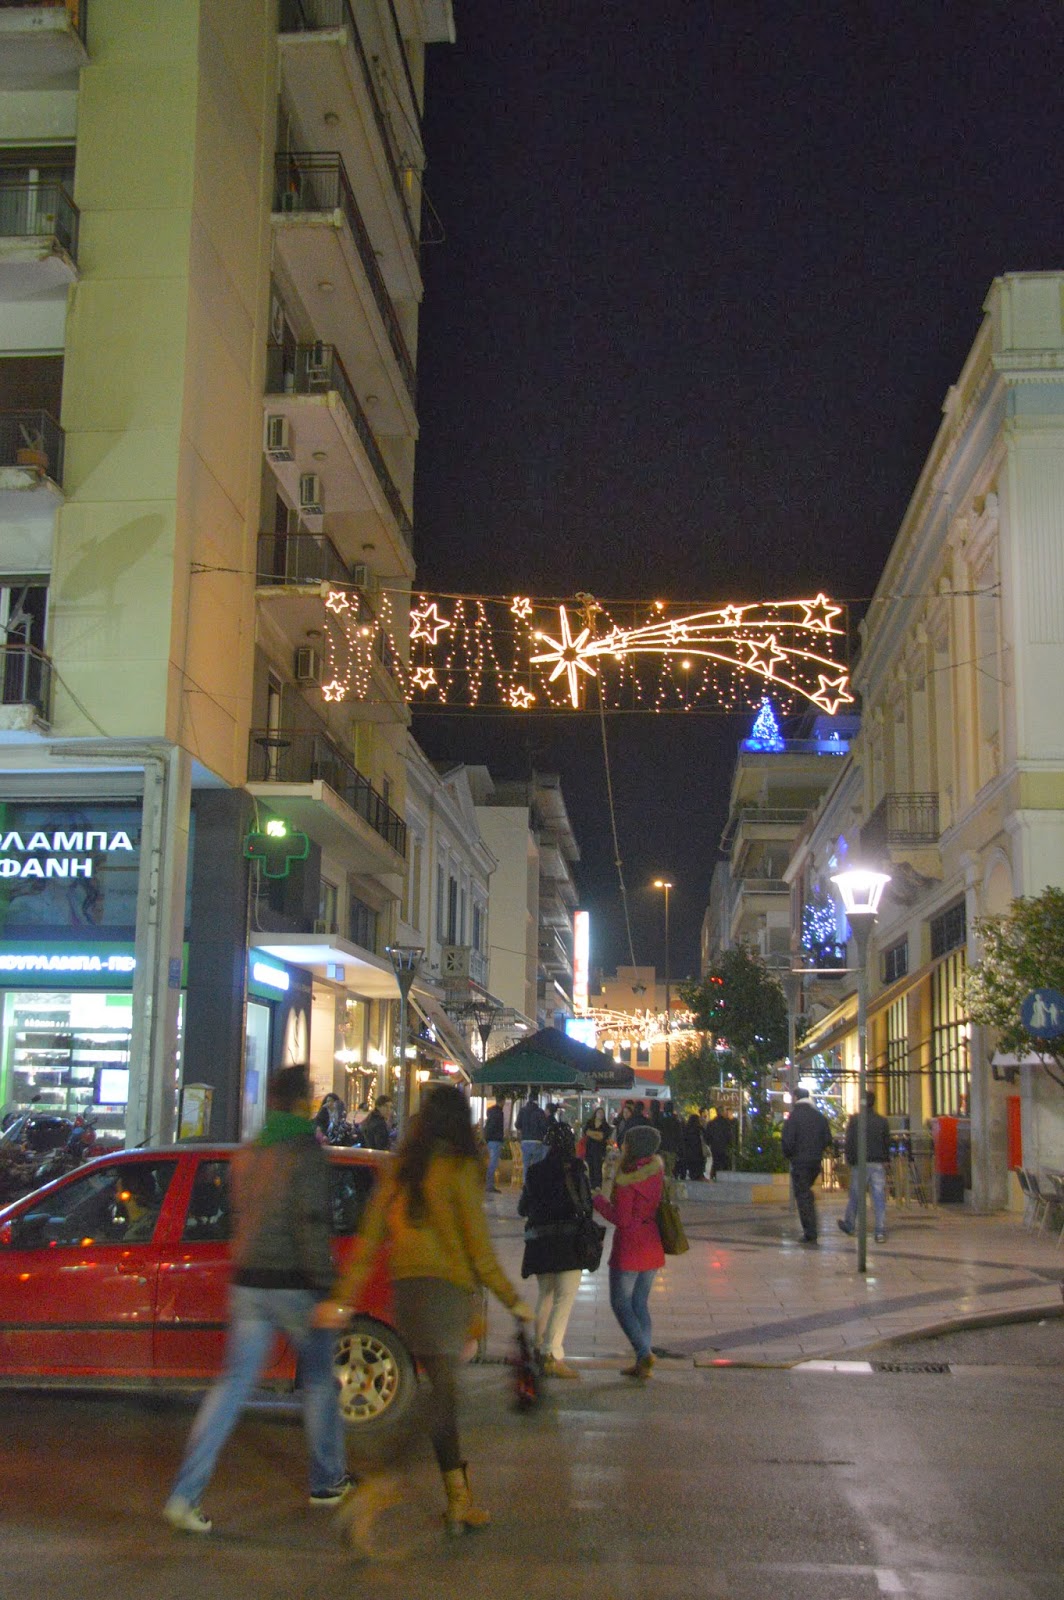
[169,1286,346,1506]
[609,1267,657,1360]
[520,1140,545,1173]
[485,1140,504,1190]
[843,1161,888,1235]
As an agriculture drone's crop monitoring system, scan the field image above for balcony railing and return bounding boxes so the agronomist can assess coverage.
[265,342,413,551]
[720,805,810,850]
[257,531,365,592]
[248,728,406,857]
[737,735,850,756]
[0,0,87,45]
[273,152,415,400]
[862,793,940,854]
[0,181,79,259]
[738,878,789,894]
[0,643,53,724]
[277,0,419,257]
[0,410,64,482]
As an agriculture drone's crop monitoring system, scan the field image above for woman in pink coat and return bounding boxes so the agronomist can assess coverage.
[593,1124,665,1380]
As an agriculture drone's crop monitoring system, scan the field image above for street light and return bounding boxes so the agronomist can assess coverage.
[830,867,891,1273]
[469,998,501,1063]
[386,944,424,1134]
[653,879,673,1076]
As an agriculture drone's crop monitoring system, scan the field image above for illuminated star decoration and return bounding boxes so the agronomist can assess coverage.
[529,606,599,708]
[409,602,451,646]
[321,588,852,717]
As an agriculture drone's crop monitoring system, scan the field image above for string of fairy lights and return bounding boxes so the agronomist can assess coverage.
[320,589,853,715]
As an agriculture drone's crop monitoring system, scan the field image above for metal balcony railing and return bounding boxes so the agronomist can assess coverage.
[272,152,415,400]
[257,531,365,592]
[265,342,413,551]
[0,411,64,482]
[738,877,789,894]
[0,643,53,724]
[0,0,86,44]
[720,805,810,850]
[0,181,79,259]
[862,793,940,854]
[277,0,419,257]
[248,728,406,857]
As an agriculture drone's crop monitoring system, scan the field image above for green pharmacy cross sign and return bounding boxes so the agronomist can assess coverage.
[243,819,310,879]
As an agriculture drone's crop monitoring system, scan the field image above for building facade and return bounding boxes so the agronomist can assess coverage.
[0,0,454,1142]
[794,273,1064,1209]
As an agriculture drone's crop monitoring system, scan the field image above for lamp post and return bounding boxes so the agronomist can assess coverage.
[653,879,673,1075]
[830,868,891,1273]
[386,944,424,1134]
[469,998,500,1064]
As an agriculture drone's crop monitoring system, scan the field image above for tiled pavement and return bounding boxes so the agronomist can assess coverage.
[479,1179,1064,1367]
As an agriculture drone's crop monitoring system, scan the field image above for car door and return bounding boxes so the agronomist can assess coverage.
[0,1156,178,1377]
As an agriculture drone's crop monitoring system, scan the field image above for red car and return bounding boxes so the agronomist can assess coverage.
[0,1143,414,1430]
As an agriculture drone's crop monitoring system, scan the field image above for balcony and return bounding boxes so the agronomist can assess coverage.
[256,530,364,589]
[0,643,53,731]
[0,411,64,525]
[862,793,940,853]
[272,152,416,429]
[277,0,423,296]
[0,2,88,89]
[264,343,413,573]
[247,727,406,873]
[0,182,79,293]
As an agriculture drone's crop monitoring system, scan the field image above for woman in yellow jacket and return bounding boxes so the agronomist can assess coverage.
[323,1083,532,1552]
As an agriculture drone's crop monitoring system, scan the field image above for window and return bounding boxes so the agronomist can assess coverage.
[11,1160,177,1249]
[930,949,969,1115]
[882,939,908,986]
[318,878,339,933]
[348,895,378,952]
[447,875,458,944]
[472,901,483,953]
[930,900,966,960]
[435,862,445,941]
[329,1163,375,1236]
[182,1160,231,1242]
[884,997,908,1118]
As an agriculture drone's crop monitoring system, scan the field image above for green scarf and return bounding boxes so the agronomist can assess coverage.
[258,1110,314,1146]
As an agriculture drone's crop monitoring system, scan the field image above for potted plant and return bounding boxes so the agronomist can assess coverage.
[494,1137,515,1189]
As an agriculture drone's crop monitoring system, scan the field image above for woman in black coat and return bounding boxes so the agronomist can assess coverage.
[581,1106,609,1189]
[518,1122,596,1378]
[682,1113,707,1180]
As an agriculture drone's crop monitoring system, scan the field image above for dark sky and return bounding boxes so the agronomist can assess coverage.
[410,1,1064,981]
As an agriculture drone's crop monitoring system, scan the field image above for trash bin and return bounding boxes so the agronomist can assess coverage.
[931,1115,966,1203]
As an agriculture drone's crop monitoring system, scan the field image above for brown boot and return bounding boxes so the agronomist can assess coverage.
[340,1471,407,1561]
[442,1464,491,1537]
[621,1352,655,1380]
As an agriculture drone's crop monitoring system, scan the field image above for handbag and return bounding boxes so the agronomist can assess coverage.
[575,1135,587,1159]
[656,1180,690,1256]
[509,1324,541,1412]
[563,1167,606,1271]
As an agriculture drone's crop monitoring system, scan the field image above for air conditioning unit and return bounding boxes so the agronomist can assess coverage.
[294,645,323,686]
[264,414,293,462]
[299,472,324,516]
[352,562,370,588]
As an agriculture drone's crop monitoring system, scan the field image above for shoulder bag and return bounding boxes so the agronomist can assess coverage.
[656,1176,689,1256]
[562,1166,606,1272]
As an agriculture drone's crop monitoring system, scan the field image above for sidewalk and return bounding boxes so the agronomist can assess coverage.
[480,1179,1064,1367]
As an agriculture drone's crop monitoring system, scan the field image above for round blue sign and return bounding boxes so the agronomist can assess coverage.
[1020,988,1064,1040]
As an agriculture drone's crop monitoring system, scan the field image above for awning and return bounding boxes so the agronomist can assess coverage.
[470,1026,633,1090]
[410,990,477,1080]
[249,933,397,997]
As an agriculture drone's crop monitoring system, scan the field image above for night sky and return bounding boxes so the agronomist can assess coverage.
[410,2,1064,981]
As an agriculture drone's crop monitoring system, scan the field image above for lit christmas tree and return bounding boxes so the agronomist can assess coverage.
[744,697,785,752]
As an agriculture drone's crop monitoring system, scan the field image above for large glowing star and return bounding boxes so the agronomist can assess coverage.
[530,606,599,708]
[409,602,451,646]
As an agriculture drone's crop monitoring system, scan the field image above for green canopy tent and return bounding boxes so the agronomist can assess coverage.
[469,1026,633,1092]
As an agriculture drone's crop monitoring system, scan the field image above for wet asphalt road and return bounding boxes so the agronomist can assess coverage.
[4,1317,1063,1600]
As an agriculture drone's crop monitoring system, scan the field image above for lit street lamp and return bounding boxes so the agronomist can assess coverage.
[469,998,501,1063]
[830,867,891,1273]
[653,878,673,1075]
[386,944,424,1134]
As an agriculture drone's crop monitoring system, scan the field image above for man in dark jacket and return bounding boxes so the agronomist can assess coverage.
[515,1090,549,1172]
[706,1110,736,1179]
[164,1064,348,1533]
[358,1095,393,1150]
[837,1091,892,1242]
[780,1088,833,1244]
[483,1096,506,1194]
[657,1102,684,1176]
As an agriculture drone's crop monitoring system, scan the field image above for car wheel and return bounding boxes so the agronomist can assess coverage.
[333,1317,415,1429]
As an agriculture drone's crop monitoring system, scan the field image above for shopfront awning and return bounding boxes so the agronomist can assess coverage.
[470,1026,633,1091]
[410,989,477,1080]
[248,933,398,998]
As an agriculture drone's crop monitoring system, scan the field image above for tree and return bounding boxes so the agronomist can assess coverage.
[966,887,1064,1089]
[679,946,789,1159]
[667,1038,738,1113]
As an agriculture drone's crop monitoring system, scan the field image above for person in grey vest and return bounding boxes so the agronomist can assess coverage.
[780,1088,832,1245]
[838,1091,892,1243]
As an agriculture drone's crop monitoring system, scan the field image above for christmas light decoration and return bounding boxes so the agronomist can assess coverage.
[743,697,786,752]
[319,589,852,716]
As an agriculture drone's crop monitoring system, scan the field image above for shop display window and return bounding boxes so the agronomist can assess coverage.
[2,990,133,1140]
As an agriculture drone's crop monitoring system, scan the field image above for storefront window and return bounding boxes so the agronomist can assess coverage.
[1,989,133,1141]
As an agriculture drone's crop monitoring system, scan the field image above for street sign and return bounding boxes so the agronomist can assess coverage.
[1020,988,1064,1040]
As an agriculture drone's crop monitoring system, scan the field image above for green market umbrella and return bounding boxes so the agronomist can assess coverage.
[469,1026,633,1091]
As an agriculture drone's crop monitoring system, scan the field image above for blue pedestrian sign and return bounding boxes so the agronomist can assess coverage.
[1020,989,1064,1040]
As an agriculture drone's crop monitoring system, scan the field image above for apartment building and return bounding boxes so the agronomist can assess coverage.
[0,0,453,1142]
[793,273,1064,1210]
